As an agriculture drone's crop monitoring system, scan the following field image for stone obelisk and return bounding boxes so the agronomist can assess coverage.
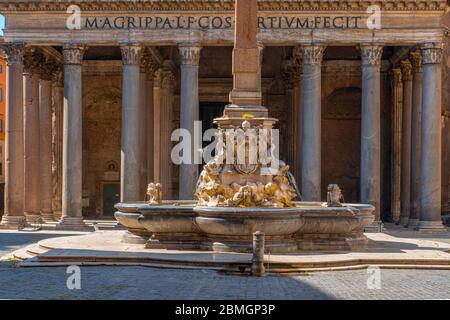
[224,0,268,119]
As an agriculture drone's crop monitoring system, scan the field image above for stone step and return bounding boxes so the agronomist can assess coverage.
[26,244,49,256]
[12,246,36,260]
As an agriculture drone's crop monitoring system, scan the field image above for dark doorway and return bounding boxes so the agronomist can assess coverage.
[102,183,120,216]
[199,102,226,166]
[200,102,226,141]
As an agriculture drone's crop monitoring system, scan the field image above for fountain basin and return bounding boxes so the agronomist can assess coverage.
[294,202,375,251]
[114,201,196,244]
[194,206,304,253]
[114,200,375,253]
[138,202,201,249]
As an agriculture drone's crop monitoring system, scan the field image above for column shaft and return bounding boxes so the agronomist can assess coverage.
[58,44,86,229]
[417,43,446,232]
[39,78,55,221]
[139,67,148,197]
[179,44,201,200]
[390,68,402,224]
[23,70,41,223]
[153,69,162,183]
[360,44,383,228]
[146,75,154,183]
[120,44,142,202]
[0,43,26,228]
[52,73,64,219]
[409,51,423,227]
[301,45,324,201]
[400,61,413,226]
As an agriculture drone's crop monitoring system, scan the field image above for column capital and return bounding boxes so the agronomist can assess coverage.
[0,42,26,66]
[360,44,383,66]
[400,60,413,82]
[421,43,444,65]
[63,43,85,65]
[302,44,325,65]
[409,50,423,73]
[390,68,402,87]
[120,43,142,65]
[178,43,202,66]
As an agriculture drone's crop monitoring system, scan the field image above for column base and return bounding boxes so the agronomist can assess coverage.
[56,216,91,231]
[408,218,420,227]
[364,221,384,233]
[399,217,409,227]
[0,215,27,230]
[416,221,448,234]
[41,211,56,222]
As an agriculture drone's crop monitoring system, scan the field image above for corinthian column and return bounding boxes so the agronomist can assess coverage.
[139,53,148,197]
[0,43,26,229]
[417,43,446,233]
[360,44,383,230]
[57,44,86,229]
[390,68,402,224]
[39,61,56,222]
[409,50,423,227]
[301,44,324,201]
[23,50,41,224]
[146,59,157,184]
[52,70,64,219]
[400,60,413,227]
[178,43,201,200]
[120,44,142,202]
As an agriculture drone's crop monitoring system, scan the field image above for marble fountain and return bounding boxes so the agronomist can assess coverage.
[115,104,375,254]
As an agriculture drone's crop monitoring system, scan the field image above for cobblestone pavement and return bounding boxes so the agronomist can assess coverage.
[0,230,449,300]
[0,265,449,300]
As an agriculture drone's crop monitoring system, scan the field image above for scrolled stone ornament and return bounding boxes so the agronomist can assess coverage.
[421,43,444,65]
[178,43,202,66]
[120,44,142,65]
[302,44,325,65]
[63,43,86,65]
[360,44,383,66]
[0,42,26,66]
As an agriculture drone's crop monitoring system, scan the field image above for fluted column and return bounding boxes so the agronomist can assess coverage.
[409,50,423,227]
[160,68,175,198]
[293,47,304,186]
[390,68,402,224]
[39,62,56,222]
[417,43,446,233]
[400,60,413,227]
[146,62,157,184]
[23,51,41,224]
[153,69,163,184]
[178,43,201,200]
[0,43,26,228]
[52,70,64,219]
[57,44,86,229]
[301,44,324,201]
[139,55,148,197]
[360,44,383,229]
[120,44,142,202]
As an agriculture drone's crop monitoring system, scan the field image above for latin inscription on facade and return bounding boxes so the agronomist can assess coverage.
[84,15,363,30]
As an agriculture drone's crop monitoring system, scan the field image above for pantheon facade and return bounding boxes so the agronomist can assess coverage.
[0,0,449,232]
